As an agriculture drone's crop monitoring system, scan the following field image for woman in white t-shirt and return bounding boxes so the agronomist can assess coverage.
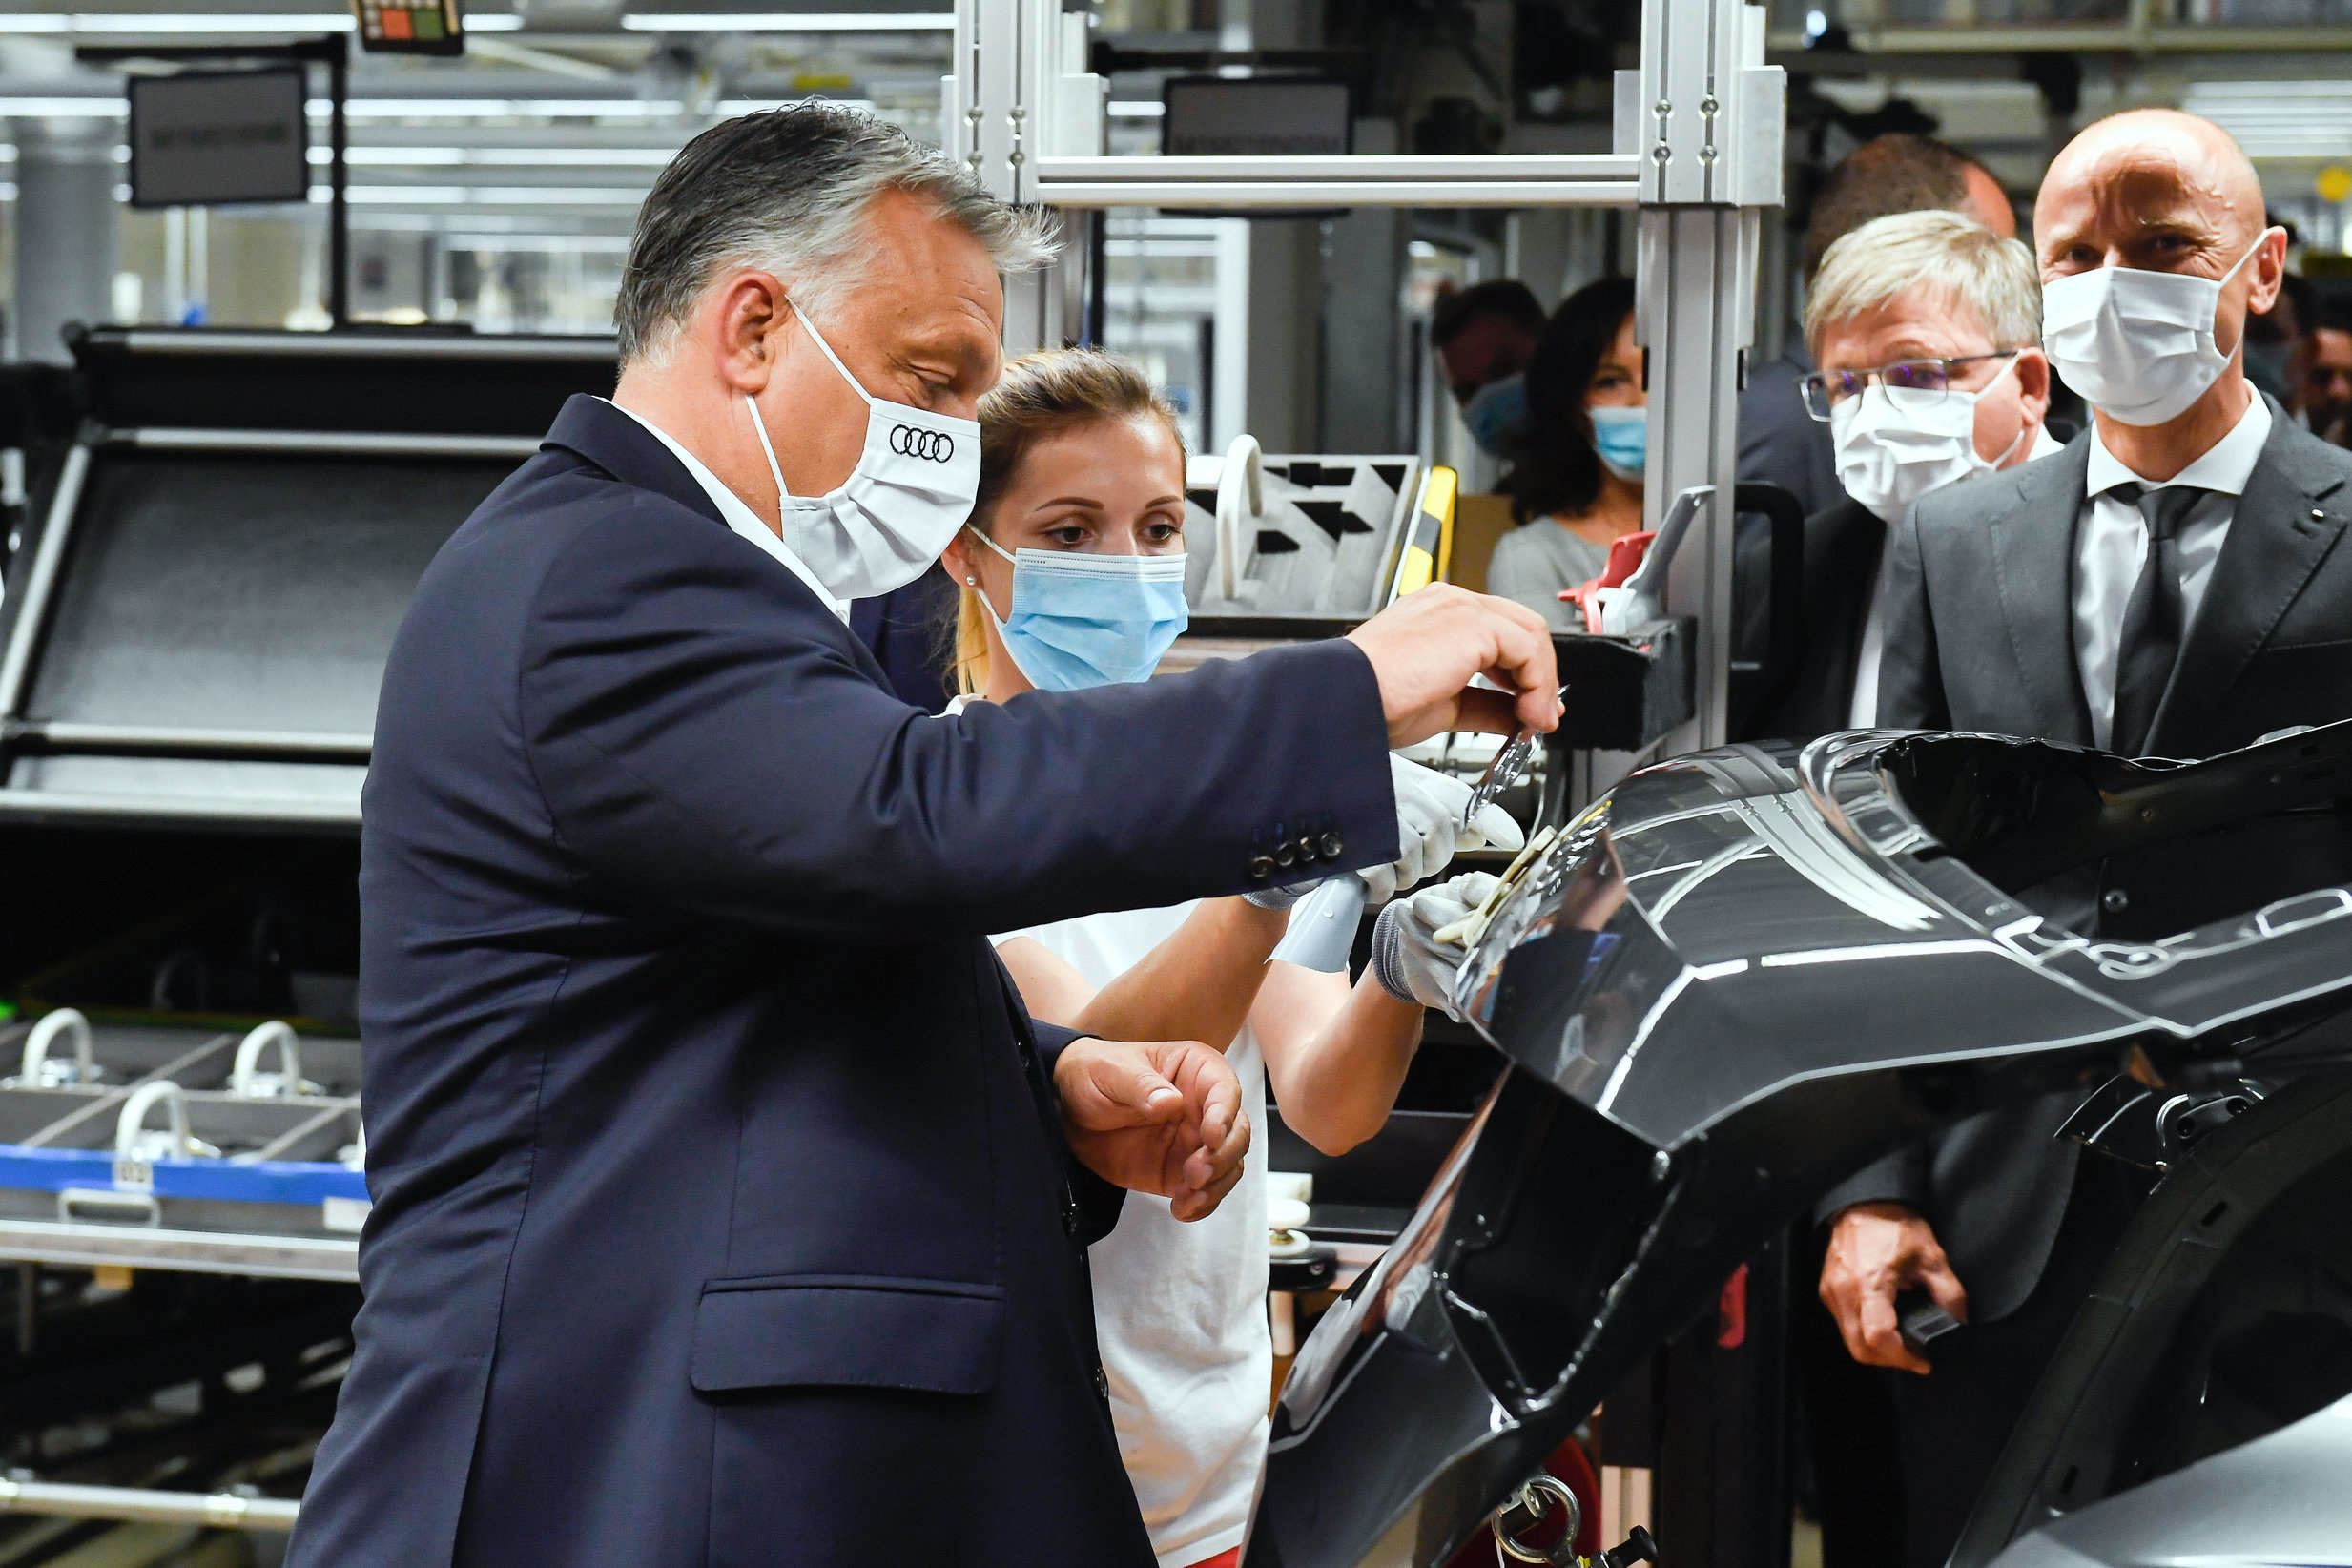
[934,348,1516,1568]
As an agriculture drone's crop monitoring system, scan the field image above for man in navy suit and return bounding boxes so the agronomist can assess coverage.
[286,107,1556,1568]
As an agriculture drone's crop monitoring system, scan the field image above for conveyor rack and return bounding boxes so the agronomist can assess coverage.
[0,1012,363,1285]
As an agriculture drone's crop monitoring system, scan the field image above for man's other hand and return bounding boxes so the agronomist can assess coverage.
[1345,584,1561,746]
[1055,1037,1250,1223]
[1819,1201,1970,1375]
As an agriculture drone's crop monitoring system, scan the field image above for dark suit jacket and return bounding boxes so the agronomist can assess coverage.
[1731,496,1888,744]
[1738,345,1841,524]
[850,564,957,713]
[1834,407,2352,1322]
[284,396,1398,1568]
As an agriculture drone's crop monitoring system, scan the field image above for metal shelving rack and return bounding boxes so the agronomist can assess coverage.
[947,0,1785,758]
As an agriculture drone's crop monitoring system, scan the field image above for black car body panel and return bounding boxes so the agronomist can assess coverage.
[1245,723,2352,1568]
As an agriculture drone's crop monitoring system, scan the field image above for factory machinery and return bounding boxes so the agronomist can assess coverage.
[0,327,610,1562]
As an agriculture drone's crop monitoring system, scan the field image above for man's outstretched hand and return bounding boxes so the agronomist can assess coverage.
[1345,583,1560,746]
[1819,1201,1970,1375]
[1054,1036,1250,1223]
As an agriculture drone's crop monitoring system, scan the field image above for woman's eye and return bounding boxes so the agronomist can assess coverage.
[1046,526,1088,547]
[1146,522,1183,544]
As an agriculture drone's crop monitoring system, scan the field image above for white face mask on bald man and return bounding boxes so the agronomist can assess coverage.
[2040,233,2273,429]
[742,301,981,600]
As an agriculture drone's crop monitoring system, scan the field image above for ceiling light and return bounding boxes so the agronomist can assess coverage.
[620,12,951,31]
[0,11,520,33]
[1107,101,1165,118]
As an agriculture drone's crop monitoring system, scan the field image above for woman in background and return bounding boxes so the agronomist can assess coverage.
[1484,276,1646,630]
[937,347,1514,1568]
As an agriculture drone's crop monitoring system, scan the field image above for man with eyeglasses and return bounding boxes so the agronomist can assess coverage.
[1733,207,2056,744]
[1826,110,2352,1568]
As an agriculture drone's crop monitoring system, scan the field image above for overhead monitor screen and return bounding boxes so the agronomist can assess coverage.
[1162,77,1353,158]
[355,0,465,55]
[127,67,308,209]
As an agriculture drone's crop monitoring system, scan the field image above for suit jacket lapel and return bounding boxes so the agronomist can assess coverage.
[2153,421,2351,753]
[1989,436,2097,746]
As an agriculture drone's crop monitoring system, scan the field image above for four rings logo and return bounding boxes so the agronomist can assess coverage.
[890,425,955,462]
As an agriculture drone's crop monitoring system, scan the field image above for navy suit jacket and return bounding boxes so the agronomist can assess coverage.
[285,395,1397,1568]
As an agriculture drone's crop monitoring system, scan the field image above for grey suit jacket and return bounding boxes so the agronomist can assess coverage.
[1829,405,2352,1323]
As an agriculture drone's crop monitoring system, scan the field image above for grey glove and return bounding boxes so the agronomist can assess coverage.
[1370,871,1502,1019]
[1243,879,1319,911]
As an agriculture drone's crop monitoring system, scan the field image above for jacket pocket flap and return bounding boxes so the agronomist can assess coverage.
[690,1277,1004,1396]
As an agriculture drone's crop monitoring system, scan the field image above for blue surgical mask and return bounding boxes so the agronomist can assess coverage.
[1461,374,1529,457]
[969,527,1189,691]
[1588,404,1646,481]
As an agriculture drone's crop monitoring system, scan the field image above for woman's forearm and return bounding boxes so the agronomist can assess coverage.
[1256,969,1425,1157]
[1068,897,1289,1051]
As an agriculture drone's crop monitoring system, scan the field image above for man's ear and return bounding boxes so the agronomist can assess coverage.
[706,269,789,395]
[2244,227,2289,318]
[2014,347,2053,426]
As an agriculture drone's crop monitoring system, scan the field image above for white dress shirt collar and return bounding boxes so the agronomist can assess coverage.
[2085,386,2271,501]
[600,398,850,624]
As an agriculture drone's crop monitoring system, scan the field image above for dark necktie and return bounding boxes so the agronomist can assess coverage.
[2108,482,2207,755]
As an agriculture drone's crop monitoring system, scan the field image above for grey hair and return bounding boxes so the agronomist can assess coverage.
[1805,209,2042,361]
[615,103,1058,364]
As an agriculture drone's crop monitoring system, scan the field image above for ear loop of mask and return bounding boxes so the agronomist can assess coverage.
[1976,354,2032,469]
[741,297,864,522]
[964,525,1016,629]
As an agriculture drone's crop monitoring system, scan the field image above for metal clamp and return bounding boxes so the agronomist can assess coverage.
[11,1009,99,1089]
[113,1081,217,1176]
[230,1021,315,1098]
[1215,434,1264,603]
[1493,1472,1583,1565]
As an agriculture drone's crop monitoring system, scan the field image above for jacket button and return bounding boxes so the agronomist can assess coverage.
[1248,855,1275,880]
[1292,835,1318,865]
[2101,888,2131,915]
[1274,842,1297,869]
[1320,833,1344,860]
[1093,1366,1111,1403]
[1062,1184,1081,1236]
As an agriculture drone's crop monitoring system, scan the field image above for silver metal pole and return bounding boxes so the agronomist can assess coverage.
[0,1476,299,1532]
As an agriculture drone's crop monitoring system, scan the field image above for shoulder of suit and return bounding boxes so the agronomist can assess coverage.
[2267,412,2352,497]
[1908,444,2069,533]
[454,448,827,631]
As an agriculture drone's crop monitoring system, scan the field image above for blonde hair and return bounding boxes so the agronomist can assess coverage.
[951,348,1187,696]
[1804,209,2041,362]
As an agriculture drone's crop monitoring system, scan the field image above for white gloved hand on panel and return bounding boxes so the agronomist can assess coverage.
[1358,753,1524,907]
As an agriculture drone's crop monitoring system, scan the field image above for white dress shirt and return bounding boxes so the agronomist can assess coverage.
[1849,421,2069,729]
[602,399,850,624]
[2074,391,2270,749]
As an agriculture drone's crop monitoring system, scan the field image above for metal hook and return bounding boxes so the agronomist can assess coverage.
[1215,434,1264,603]
[1491,1472,1583,1565]
[14,1009,97,1088]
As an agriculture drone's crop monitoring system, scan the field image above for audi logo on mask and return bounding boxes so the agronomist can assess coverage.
[890,425,955,462]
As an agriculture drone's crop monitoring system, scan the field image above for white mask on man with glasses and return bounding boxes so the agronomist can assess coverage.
[1811,353,2033,525]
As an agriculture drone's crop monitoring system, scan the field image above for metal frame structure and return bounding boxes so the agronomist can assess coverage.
[947,0,1785,753]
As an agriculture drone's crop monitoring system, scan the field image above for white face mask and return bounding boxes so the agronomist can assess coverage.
[2040,234,2270,429]
[743,303,981,600]
[1829,358,2028,526]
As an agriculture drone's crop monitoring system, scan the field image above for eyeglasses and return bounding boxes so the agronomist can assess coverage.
[1801,351,2020,422]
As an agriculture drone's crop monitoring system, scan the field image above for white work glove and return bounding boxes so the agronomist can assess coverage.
[1360,754,1524,907]
[1370,872,1502,1019]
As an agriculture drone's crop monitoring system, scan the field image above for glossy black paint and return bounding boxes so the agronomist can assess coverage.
[1246,722,2352,1568]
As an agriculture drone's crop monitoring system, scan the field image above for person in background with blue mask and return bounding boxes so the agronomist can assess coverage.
[938,348,1523,1568]
[1432,279,1548,463]
[1483,277,1645,630]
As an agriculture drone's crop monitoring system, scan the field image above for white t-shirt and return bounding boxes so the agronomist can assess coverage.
[994,902,1269,1568]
